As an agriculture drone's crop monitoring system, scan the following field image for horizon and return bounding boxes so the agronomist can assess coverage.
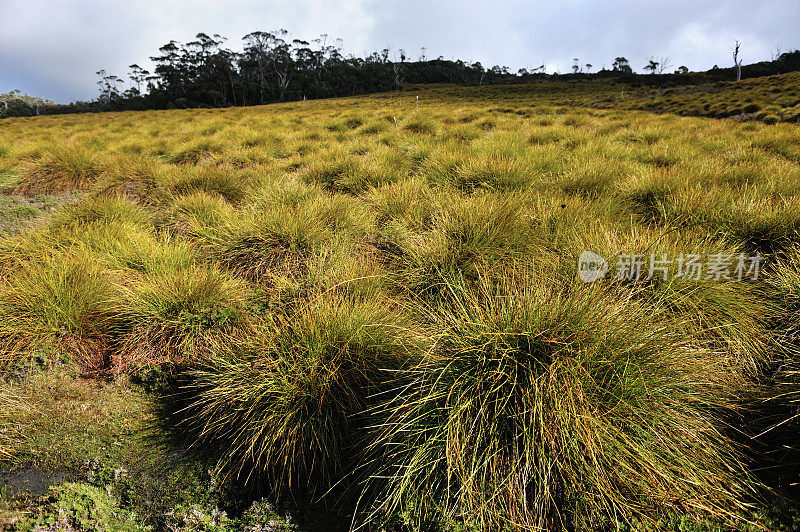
[1,0,799,104]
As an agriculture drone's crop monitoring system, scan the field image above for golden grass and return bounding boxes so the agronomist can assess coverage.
[1,72,799,529]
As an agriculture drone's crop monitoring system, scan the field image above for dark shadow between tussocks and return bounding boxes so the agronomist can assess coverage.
[145,366,365,531]
[724,358,800,525]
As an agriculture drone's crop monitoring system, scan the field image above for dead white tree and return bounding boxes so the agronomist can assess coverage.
[734,40,743,81]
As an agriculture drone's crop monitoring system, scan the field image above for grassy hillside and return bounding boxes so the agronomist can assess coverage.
[406,70,800,123]
[1,73,800,531]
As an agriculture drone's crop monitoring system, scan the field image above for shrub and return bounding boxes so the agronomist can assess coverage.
[16,482,142,531]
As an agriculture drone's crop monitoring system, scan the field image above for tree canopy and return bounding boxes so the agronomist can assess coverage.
[3,31,800,118]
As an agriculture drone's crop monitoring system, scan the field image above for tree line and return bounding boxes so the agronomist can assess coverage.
[94,30,521,111]
[2,30,800,118]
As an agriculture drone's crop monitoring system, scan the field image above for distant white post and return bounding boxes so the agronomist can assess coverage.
[734,41,743,81]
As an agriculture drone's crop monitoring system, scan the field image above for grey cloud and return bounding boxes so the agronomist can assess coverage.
[0,0,797,102]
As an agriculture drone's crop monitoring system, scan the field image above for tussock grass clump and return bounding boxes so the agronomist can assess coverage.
[116,265,251,371]
[64,222,197,275]
[366,177,435,231]
[399,193,543,292]
[14,144,103,194]
[163,191,236,236]
[302,154,360,193]
[631,145,681,168]
[165,164,250,203]
[615,168,676,224]
[166,137,227,164]
[201,203,335,282]
[0,388,26,458]
[766,247,800,347]
[112,235,198,275]
[619,127,665,145]
[419,145,461,186]
[402,112,438,135]
[359,120,389,135]
[560,222,773,374]
[171,293,419,501]
[248,176,319,209]
[527,127,569,145]
[422,136,538,192]
[0,232,58,274]
[558,161,620,197]
[4,75,800,528]
[0,251,116,372]
[752,134,800,163]
[310,193,375,235]
[93,154,168,203]
[366,274,757,530]
[301,149,400,194]
[51,194,153,230]
[445,124,482,143]
[326,115,364,131]
[653,276,772,373]
[304,245,394,300]
[452,153,531,191]
[670,187,800,254]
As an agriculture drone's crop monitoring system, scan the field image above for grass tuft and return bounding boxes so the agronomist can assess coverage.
[0,250,116,373]
[116,265,251,371]
[366,273,758,530]
[168,292,419,501]
[14,144,103,194]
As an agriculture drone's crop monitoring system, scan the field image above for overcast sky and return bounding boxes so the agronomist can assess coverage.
[1,0,798,103]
